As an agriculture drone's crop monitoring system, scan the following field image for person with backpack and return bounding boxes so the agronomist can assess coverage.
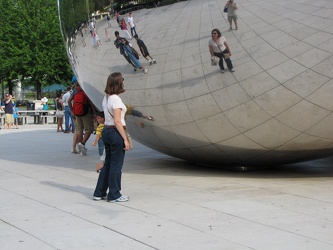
[68,76,95,155]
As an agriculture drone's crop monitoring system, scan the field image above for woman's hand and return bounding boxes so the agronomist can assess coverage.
[123,139,131,150]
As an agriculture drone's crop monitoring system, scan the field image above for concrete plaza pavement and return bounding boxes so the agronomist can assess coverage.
[1,124,333,249]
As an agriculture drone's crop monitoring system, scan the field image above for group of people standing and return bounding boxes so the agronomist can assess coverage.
[69,73,156,203]
[86,11,157,74]
[52,76,96,157]
[114,11,157,73]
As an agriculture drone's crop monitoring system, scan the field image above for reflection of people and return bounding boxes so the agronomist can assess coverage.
[114,31,136,69]
[93,72,130,203]
[120,38,148,74]
[126,105,154,128]
[105,28,110,42]
[127,12,137,37]
[120,18,131,40]
[79,29,86,47]
[134,35,156,65]
[115,11,120,26]
[226,0,238,31]
[208,29,235,73]
[106,14,112,28]
[4,94,14,129]
[93,30,102,48]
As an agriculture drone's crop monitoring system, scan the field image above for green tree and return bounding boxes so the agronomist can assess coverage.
[0,0,72,99]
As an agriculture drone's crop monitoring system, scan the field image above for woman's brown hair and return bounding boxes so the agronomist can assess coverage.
[211,28,221,38]
[104,72,125,95]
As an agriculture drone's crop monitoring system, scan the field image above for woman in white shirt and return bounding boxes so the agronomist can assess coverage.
[93,72,130,203]
[208,28,235,73]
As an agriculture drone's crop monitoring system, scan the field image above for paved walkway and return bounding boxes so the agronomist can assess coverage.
[1,124,333,249]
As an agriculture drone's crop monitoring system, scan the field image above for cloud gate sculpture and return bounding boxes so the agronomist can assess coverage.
[58,0,333,167]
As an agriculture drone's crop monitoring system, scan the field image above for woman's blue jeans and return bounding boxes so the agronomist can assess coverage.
[93,127,125,200]
[213,52,233,70]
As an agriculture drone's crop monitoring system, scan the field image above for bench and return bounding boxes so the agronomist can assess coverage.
[0,116,5,126]
[1,115,32,126]
[18,116,29,125]
[28,113,42,124]
[40,115,58,124]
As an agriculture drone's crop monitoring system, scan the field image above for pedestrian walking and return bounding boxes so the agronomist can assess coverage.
[127,12,137,37]
[225,0,238,31]
[134,35,156,65]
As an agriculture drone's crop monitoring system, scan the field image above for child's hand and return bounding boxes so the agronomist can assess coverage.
[92,142,97,146]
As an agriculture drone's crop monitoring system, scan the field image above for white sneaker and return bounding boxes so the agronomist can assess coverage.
[221,69,225,73]
[153,59,156,64]
[143,68,148,74]
[93,196,107,201]
[149,60,152,65]
[230,68,235,72]
[108,196,130,202]
[77,143,87,155]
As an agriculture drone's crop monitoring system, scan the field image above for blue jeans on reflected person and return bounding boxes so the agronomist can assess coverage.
[213,52,233,70]
[93,127,125,200]
[130,26,137,37]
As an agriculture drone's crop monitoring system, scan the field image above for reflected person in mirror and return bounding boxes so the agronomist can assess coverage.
[208,28,235,73]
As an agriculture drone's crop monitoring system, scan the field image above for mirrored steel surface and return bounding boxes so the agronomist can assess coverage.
[58,0,333,166]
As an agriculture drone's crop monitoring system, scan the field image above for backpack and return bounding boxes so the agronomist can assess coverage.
[72,88,89,116]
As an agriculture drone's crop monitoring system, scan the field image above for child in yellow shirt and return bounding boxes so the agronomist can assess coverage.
[92,111,105,172]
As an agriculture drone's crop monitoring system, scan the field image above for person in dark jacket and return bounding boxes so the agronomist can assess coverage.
[134,35,156,65]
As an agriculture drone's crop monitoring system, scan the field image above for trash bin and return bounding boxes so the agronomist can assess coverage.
[27,101,35,110]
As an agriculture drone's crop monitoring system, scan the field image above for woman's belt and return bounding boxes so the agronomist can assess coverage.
[104,125,126,129]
